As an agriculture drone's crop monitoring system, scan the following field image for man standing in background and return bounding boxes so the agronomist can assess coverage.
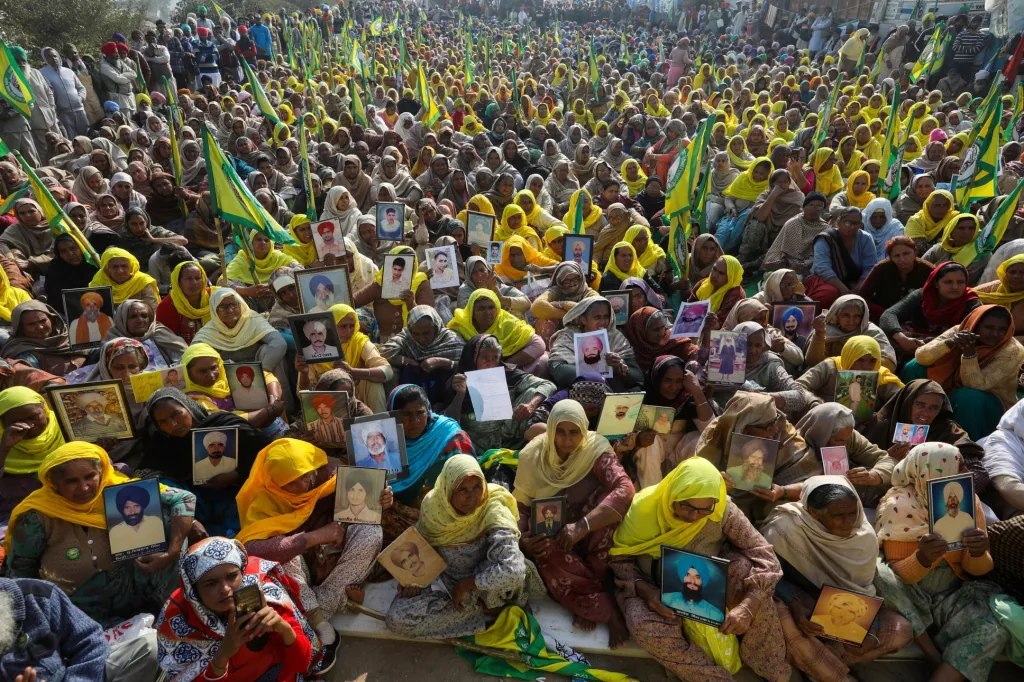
[39,47,88,138]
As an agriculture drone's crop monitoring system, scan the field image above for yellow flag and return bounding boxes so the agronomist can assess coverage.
[0,41,34,119]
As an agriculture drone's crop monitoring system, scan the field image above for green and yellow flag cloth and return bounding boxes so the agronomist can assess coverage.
[0,41,34,119]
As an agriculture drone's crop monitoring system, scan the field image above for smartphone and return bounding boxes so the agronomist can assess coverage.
[233,584,263,619]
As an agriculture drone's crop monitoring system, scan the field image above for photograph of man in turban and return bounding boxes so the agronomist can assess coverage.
[67,290,113,346]
[68,388,128,439]
[192,428,237,484]
[305,392,347,444]
[106,481,166,557]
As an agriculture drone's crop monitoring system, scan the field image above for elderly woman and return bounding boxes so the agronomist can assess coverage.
[224,231,299,309]
[739,169,805,277]
[797,335,904,418]
[874,443,1008,682]
[379,306,465,402]
[695,392,821,523]
[905,189,959,256]
[806,207,879,308]
[609,457,791,682]
[548,296,644,391]
[155,261,217,344]
[156,537,328,682]
[624,306,697,375]
[530,261,601,329]
[236,439,386,647]
[805,294,897,370]
[192,288,287,372]
[0,386,67,526]
[89,247,160,310]
[1,301,86,375]
[104,299,188,369]
[978,397,1024,520]
[689,255,746,321]
[447,289,547,374]
[444,334,556,453]
[761,477,914,681]
[513,400,635,647]
[727,321,811,417]
[386,455,543,638]
[456,256,531,316]
[2,199,55,274]
[544,159,581,216]
[4,442,195,626]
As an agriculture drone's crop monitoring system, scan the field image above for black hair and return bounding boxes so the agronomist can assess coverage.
[601,179,620,191]
[392,384,428,411]
[806,483,857,511]
[393,257,406,268]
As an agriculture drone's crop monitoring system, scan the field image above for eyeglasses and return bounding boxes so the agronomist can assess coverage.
[216,300,241,312]
[677,500,717,516]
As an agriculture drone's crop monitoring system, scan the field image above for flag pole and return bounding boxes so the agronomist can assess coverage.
[215,215,228,286]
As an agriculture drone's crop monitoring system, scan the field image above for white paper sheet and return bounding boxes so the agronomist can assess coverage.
[465,367,514,421]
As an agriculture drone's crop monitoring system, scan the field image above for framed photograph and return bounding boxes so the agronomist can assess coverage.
[573,329,612,378]
[821,446,849,475]
[772,303,818,347]
[289,312,343,364]
[225,362,269,411]
[192,426,239,485]
[465,210,496,248]
[636,405,675,434]
[810,586,884,647]
[893,422,929,445]
[334,465,387,524]
[596,392,645,436]
[346,412,409,480]
[299,390,350,446]
[660,546,729,626]
[725,433,779,491]
[130,366,186,404]
[310,218,347,261]
[603,289,631,326]
[381,253,415,299]
[378,526,447,587]
[103,478,167,562]
[672,301,710,339]
[233,584,263,618]
[563,233,593,269]
[376,201,406,241]
[425,244,460,289]
[487,241,504,264]
[47,381,135,442]
[531,496,566,538]
[708,330,746,386]
[62,286,115,350]
[835,370,879,422]
[295,265,353,312]
[928,473,976,550]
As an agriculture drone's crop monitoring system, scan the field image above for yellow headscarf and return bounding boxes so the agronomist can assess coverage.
[621,159,648,196]
[855,124,882,160]
[694,255,743,312]
[89,248,160,306]
[724,158,772,202]
[905,190,959,242]
[811,148,844,196]
[946,132,970,155]
[845,170,876,209]
[374,246,428,326]
[611,457,727,558]
[494,234,557,281]
[417,454,520,547]
[447,288,535,355]
[839,136,866,177]
[561,189,603,230]
[236,439,336,544]
[455,194,496,225]
[831,335,903,388]
[978,254,1024,306]
[462,115,487,135]
[938,214,981,264]
[493,204,541,246]
[624,225,666,270]
[3,442,155,558]
[603,241,648,281]
[0,267,31,322]
[542,225,602,288]
[0,386,67,475]
[645,95,670,118]
[182,342,231,399]
[168,261,216,324]
[727,136,754,170]
[330,303,370,368]
[283,215,318,265]
[514,189,542,224]
[225,230,299,284]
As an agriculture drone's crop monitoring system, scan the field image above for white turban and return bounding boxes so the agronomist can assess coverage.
[203,431,229,449]
[75,392,106,410]
[303,320,327,337]
[943,481,965,502]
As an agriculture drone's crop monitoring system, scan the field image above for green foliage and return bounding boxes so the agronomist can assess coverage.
[0,0,148,60]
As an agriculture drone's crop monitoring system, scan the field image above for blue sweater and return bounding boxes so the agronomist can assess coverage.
[811,230,878,285]
[0,577,109,682]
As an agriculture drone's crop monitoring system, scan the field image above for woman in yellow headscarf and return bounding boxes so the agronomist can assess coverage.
[493,204,542,249]
[977,253,1024,341]
[3,442,193,624]
[514,189,563,235]
[462,115,487,135]
[854,123,882,161]
[693,63,714,94]
[603,241,649,290]
[905,190,959,248]
[455,194,496,226]
[799,334,904,411]
[180,341,285,430]
[645,93,671,118]
[236,438,387,640]
[837,136,866,178]
[724,157,773,204]
[90,247,160,309]
[560,189,605,236]
[691,254,745,317]
[353,245,432,339]
[902,135,922,162]
[161,261,217,344]
[388,454,539,637]
[283,214,319,266]
[946,132,970,156]
[727,135,755,170]
[225,230,300,291]
[809,148,844,197]
[448,289,541,369]
[621,159,648,196]
[924,214,982,271]
[493,235,558,281]
[0,386,66,488]
[843,170,876,210]
[542,225,601,289]
[624,225,667,279]
[0,267,31,322]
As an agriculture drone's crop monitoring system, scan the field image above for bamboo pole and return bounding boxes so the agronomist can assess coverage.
[215,215,228,286]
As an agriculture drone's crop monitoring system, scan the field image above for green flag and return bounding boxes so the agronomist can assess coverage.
[878,83,903,197]
[465,31,474,85]
[811,79,841,153]
[588,38,600,98]
[348,78,367,126]
[241,58,281,125]
[953,98,1002,208]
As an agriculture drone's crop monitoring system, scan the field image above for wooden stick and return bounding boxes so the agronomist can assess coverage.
[215,215,228,286]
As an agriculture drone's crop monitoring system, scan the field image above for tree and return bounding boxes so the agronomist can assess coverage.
[0,0,148,60]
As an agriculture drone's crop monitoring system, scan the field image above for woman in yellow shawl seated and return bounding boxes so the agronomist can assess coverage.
[90,247,160,310]
[192,288,287,372]
[283,214,321,268]
[155,261,217,344]
[807,148,844,200]
[621,159,648,197]
[836,136,867,179]
[854,124,882,161]
[236,438,388,647]
[448,289,547,374]
[296,303,392,413]
[645,93,671,120]
[542,225,601,289]
[625,225,668,283]
[462,115,488,136]
[225,230,300,312]
[493,204,542,250]
[797,334,904,420]
[688,254,746,321]
[513,189,565,236]
[493,235,559,284]
[454,194,496,230]
[560,188,607,239]
[921,214,988,283]
[976,254,1024,343]
[609,457,791,682]
[4,441,195,626]
[727,135,755,170]
[385,454,543,639]
[723,157,772,223]
[905,189,959,255]
[352,245,433,343]
[0,386,67,525]
[181,342,287,436]
[829,170,876,213]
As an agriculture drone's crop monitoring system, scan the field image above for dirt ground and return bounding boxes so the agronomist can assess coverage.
[330,637,1021,682]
